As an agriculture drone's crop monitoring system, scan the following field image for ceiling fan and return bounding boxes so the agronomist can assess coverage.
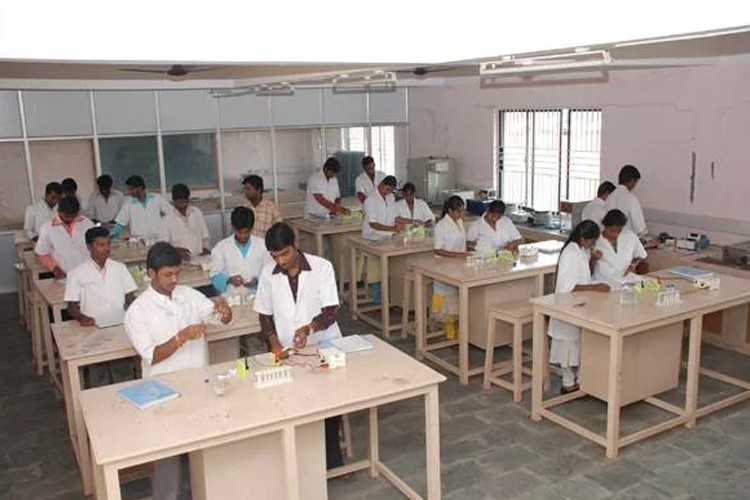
[118,64,218,78]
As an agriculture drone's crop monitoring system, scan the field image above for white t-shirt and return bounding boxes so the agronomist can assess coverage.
[305,170,341,218]
[210,235,271,283]
[354,171,385,201]
[594,228,647,288]
[86,190,125,223]
[466,216,522,255]
[581,197,608,227]
[23,200,56,240]
[548,243,594,341]
[606,185,647,236]
[363,191,397,238]
[125,285,215,378]
[116,193,173,239]
[64,258,137,325]
[395,198,435,224]
[35,216,96,273]
[160,206,211,256]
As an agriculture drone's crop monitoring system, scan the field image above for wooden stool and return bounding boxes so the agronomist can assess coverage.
[483,300,534,403]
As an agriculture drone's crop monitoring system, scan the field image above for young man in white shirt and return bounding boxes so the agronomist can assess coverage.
[35,196,95,279]
[65,226,138,385]
[304,157,350,218]
[211,207,271,294]
[160,183,211,261]
[606,165,647,236]
[242,174,282,238]
[581,181,616,227]
[86,174,125,226]
[354,155,385,204]
[24,181,62,241]
[125,242,232,500]
[111,175,173,240]
[395,182,435,226]
[466,200,523,255]
[254,222,343,471]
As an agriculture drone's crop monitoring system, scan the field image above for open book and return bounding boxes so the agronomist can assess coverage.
[118,379,180,410]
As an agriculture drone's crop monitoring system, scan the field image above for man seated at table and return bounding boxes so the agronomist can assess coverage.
[86,174,125,226]
[466,200,522,256]
[355,155,385,204]
[242,174,282,238]
[125,242,232,500]
[111,175,173,241]
[65,226,138,385]
[160,183,211,261]
[24,181,63,241]
[35,196,95,279]
[211,207,271,295]
[254,222,344,471]
[304,157,350,218]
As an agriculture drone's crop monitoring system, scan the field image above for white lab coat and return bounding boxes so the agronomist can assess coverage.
[305,170,341,218]
[581,197,608,227]
[254,253,342,349]
[160,206,211,256]
[606,185,647,236]
[64,258,137,325]
[355,171,385,201]
[35,217,95,273]
[362,191,397,239]
[23,200,56,240]
[466,216,522,255]
[594,228,647,288]
[395,198,435,224]
[210,235,271,284]
[115,193,173,239]
[433,215,466,295]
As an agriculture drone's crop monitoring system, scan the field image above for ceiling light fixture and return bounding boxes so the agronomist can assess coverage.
[210,81,295,98]
[479,50,612,75]
[331,70,397,93]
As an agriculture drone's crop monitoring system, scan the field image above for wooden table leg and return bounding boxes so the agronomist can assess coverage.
[93,463,122,500]
[41,298,54,379]
[684,315,703,429]
[48,305,64,387]
[531,310,545,421]
[349,245,358,318]
[605,333,624,459]
[380,254,390,340]
[315,232,323,258]
[32,291,44,375]
[70,361,95,495]
[425,386,441,500]
[282,427,300,500]
[458,285,470,385]
[415,272,425,361]
[369,407,379,478]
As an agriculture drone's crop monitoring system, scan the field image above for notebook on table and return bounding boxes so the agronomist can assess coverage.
[320,335,374,354]
[95,309,125,329]
[668,266,714,280]
[117,379,180,410]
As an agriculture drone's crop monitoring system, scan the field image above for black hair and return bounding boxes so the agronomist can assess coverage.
[265,222,296,252]
[146,242,182,271]
[441,195,464,219]
[555,219,601,288]
[362,156,375,168]
[45,182,63,196]
[61,177,78,193]
[597,181,617,197]
[486,200,506,215]
[171,183,190,201]
[402,182,416,195]
[242,174,264,192]
[58,196,80,214]
[85,226,110,245]
[97,174,113,191]
[618,165,641,185]
[601,209,628,228]
[381,175,397,188]
[230,206,255,231]
[125,175,146,189]
[323,157,341,174]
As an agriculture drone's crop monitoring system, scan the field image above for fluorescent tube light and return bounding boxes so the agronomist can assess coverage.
[480,50,611,75]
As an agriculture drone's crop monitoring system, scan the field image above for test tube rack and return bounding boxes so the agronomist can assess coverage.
[255,365,293,388]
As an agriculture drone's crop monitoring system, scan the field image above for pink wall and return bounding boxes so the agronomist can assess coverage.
[408,64,750,241]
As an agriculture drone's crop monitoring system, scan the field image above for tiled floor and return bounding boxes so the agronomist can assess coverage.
[2,293,750,499]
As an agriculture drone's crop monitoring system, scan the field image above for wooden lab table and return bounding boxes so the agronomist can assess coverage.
[413,251,558,385]
[54,304,260,496]
[530,271,750,459]
[290,217,363,299]
[81,336,445,500]
[348,235,434,339]
[34,266,212,390]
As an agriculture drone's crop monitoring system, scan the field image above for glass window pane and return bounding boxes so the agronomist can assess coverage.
[163,133,218,189]
[29,139,96,203]
[100,136,160,191]
[0,142,31,227]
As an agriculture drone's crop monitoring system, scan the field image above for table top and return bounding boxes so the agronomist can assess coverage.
[531,271,750,334]
[53,303,260,363]
[347,235,435,258]
[290,217,363,235]
[80,336,445,466]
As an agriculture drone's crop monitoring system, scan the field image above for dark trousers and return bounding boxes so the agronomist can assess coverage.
[325,416,343,470]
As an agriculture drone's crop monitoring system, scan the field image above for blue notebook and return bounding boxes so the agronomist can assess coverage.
[321,335,374,353]
[668,266,714,280]
[117,379,180,410]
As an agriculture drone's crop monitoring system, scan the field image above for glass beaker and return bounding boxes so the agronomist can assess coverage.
[620,282,637,307]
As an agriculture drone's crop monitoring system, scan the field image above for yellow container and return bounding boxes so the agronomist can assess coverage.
[445,317,458,341]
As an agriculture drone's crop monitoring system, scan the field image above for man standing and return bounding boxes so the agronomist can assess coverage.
[35,196,95,279]
[87,174,125,226]
[111,175,173,240]
[242,174,282,238]
[24,182,63,241]
[606,165,647,236]
[581,181,616,227]
[125,242,232,500]
[304,157,350,218]
[354,156,385,204]
[160,183,211,261]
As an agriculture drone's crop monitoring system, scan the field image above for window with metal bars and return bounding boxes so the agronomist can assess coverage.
[340,125,396,175]
[498,109,602,211]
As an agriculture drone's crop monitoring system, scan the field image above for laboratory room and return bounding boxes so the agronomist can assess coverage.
[2,3,750,499]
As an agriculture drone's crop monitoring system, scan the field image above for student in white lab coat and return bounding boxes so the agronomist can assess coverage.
[606,165,647,236]
[35,196,95,279]
[65,226,138,385]
[581,181,616,227]
[211,206,271,294]
[125,242,232,500]
[304,157,350,218]
[354,155,385,204]
[111,175,173,240]
[593,209,648,289]
[24,182,62,241]
[466,200,523,256]
[549,220,610,393]
[86,174,125,226]
[395,182,435,226]
[254,222,344,470]
[160,183,211,261]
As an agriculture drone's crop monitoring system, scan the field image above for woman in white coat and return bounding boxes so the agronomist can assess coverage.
[593,209,648,289]
[549,220,610,393]
[466,200,522,256]
[395,182,435,226]
[254,222,343,470]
